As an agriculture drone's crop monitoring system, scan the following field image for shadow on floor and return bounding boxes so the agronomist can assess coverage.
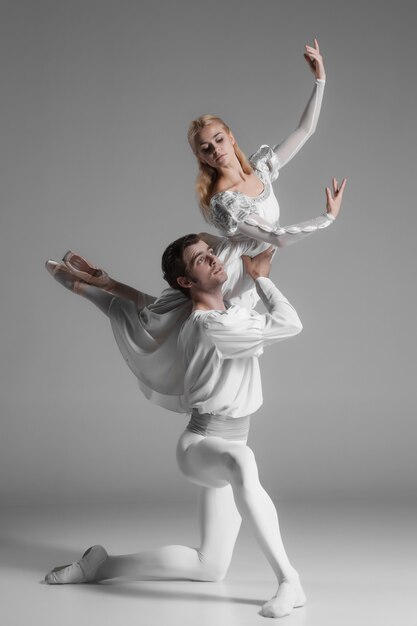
[0,535,84,575]
[88,580,264,607]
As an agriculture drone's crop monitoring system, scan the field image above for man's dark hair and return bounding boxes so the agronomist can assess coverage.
[161,233,200,298]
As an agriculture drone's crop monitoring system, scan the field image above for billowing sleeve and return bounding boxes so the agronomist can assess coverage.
[249,145,281,183]
[136,291,157,311]
[272,79,325,169]
[202,277,302,360]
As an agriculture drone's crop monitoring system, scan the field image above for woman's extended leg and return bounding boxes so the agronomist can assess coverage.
[45,484,241,583]
[61,251,156,309]
[45,260,153,316]
[176,431,306,618]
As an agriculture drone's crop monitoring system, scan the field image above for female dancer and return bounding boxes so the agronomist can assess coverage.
[187,38,333,259]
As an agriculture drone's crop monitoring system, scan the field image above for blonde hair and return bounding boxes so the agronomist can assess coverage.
[187,115,253,222]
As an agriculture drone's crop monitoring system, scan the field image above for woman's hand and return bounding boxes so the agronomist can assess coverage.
[326,177,347,219]
[304,38,326,81]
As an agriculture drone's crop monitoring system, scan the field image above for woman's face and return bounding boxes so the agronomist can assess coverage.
[195,122,236,169]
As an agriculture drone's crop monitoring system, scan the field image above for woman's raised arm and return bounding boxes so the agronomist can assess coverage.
[273,39,326,169]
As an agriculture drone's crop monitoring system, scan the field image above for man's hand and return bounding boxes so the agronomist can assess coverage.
[242,246,275,280]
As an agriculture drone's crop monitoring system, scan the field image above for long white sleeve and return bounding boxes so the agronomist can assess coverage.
[273,79,325,169]
[255,277,303,344]
[202,277,302,360]
[235,210,335,248]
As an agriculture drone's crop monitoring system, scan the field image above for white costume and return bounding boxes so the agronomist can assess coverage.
[45,77,328,617]
[209,80,332,246]
[179,277,302,418]
[109,79,331,412]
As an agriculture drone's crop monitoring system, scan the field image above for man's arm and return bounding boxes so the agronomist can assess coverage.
[202,248,302,359]
[243,247,303,345]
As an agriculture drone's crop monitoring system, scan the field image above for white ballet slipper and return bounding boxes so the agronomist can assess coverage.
[45,545,108,584]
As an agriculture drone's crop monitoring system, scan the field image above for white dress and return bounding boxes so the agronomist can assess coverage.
[209,80,333,248]
[109,79,332,413]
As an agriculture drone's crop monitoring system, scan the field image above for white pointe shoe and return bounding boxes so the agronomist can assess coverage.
[62,251,114,289]
[45,259,85,294]
[45,545,108,584]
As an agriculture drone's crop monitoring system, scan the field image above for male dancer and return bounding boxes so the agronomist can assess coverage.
[45,235,306,618]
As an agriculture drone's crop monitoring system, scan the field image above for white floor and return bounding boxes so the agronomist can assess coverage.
[1,499,416,626]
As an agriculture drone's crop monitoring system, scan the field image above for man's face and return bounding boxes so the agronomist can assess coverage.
[180,240,227,293]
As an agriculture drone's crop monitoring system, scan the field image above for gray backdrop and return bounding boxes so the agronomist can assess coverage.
[1,0,415,505]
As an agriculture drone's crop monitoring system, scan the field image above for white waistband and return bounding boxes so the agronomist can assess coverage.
[187,411,251,441]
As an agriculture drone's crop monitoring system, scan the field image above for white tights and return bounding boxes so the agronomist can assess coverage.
[96,429,297,586]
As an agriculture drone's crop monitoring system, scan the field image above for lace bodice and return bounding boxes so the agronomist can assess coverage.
[209,145,281,236]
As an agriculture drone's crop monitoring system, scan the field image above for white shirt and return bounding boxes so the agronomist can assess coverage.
[109,237,271,413]
[178,277,302,418]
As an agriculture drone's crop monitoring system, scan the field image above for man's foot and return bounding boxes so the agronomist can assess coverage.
[260,577,306,618]
[45,260,85,294]
[45,545,108,584]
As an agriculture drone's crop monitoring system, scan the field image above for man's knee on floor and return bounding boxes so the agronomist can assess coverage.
[197,551,230,582]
